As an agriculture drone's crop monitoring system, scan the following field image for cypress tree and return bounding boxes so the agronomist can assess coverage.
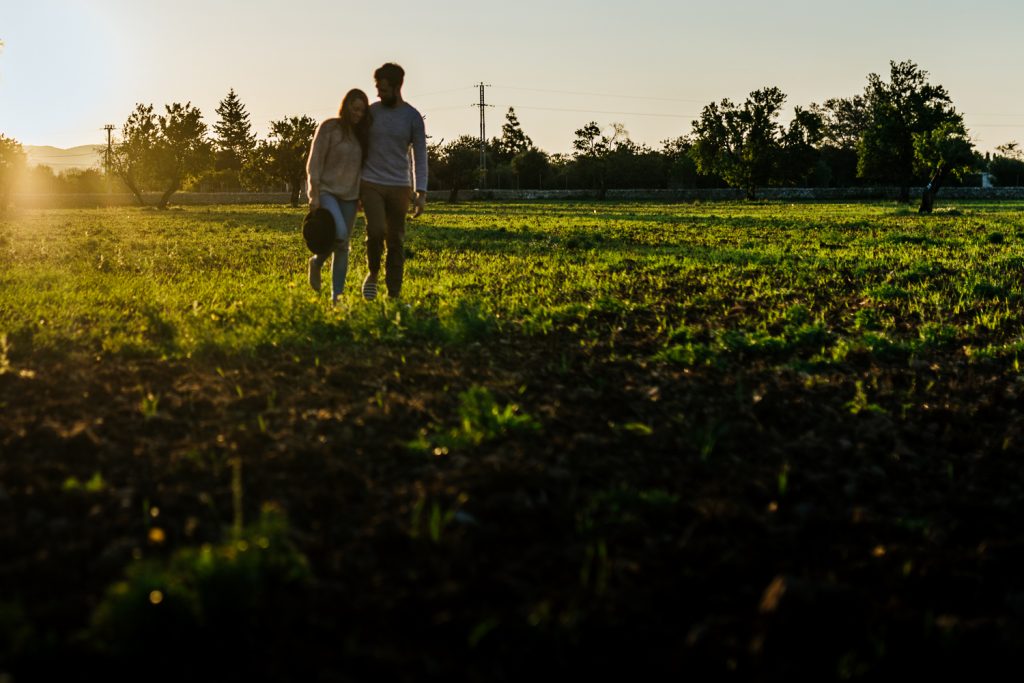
[499,107,533,160]
[213,88,256,171]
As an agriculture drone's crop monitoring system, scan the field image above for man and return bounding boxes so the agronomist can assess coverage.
[360,62,428,300]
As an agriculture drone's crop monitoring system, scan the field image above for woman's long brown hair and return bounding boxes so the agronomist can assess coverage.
[338,88,371,164]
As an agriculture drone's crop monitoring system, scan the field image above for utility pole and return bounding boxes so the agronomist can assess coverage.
[103,124,115,192]
[472,83,492,188]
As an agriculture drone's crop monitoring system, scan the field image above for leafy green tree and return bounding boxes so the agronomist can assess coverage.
[484,109,536,189]
[809,96,870,187]
[152,103,214,208]
[45,168,108,194]
[482,139,510,189]
[256,116,317,206]
[213,89,256,181]
[110,103,213,208]
[568,122,672,192]
[425,139,445,191]
[813,96,870,151]
[690,87,787,199]
[573,121,628,198]
[0,133,26,209]
[989,142,1024,187]
[109,104,160,205]
[995,141,1022,160]
[605,138,666,189]
[546,153,578,190]
[914,121,975,213]
[512,147,550,190]
[572,121,608,195]
[475,110,526,189]
[433,135,481,201]
[68,168,106,193]
[26,164,59,194]
[857,60,963,202]
[239,143,274,192]
[660,136,699,188]
[779,106,825,186]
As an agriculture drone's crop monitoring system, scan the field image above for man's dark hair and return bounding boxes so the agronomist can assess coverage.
[374,63,405,89]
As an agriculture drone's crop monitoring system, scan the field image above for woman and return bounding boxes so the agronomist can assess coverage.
[306,88,371,303]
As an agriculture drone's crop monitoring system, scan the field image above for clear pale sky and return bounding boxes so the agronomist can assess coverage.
[2,0,1023,154]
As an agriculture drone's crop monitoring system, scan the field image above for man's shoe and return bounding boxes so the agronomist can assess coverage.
[362,275,377,301]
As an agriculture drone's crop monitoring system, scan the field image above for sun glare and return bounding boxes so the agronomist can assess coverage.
[0,2,122,146]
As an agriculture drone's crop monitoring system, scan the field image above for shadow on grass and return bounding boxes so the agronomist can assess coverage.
[413,224,866,272]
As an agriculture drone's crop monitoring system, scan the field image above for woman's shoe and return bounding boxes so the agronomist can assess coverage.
[308,256,321,293]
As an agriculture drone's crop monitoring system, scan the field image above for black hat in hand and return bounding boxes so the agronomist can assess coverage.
[302,208,336,256]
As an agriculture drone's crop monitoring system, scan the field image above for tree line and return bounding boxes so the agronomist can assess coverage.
[104,91,317,208]
[2,60,1023,213]
[1,89,316,209]
[436,61,984,213]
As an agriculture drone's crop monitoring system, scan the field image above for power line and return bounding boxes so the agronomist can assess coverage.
[493,103,697,119]
[414,83,706,104]
[423,104,476,112]
[493,84,709,104]
[408,86,474,99]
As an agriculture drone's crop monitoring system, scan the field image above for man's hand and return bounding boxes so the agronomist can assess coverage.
[412,190,426,218]
[308,194,320,212]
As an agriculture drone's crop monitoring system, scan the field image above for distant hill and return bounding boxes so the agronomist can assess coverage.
[25,145,104,173]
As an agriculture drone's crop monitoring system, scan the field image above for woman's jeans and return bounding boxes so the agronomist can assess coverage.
[311,192,357,300]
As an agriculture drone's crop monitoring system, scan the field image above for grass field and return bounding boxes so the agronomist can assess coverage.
[2,200,1024,679]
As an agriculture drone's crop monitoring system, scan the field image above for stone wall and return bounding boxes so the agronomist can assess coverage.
[440,187,1024,202]
[10,192,294,209]
[11,187,1024,209]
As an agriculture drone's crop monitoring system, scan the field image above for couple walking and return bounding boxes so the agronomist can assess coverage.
[306,62,428,303]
